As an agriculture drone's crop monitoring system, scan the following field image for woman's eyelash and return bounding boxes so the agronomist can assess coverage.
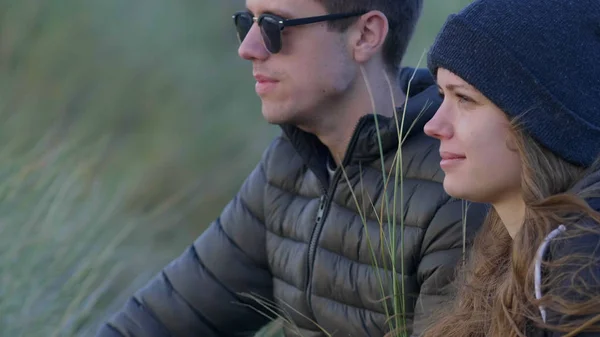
[457,94,474,103]
[437,90,474,104]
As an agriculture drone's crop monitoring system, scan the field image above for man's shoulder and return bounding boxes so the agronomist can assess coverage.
[259,133,306,178]
[262,133,297,162]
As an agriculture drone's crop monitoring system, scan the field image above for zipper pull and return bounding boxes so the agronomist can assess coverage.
[315,195,326,223]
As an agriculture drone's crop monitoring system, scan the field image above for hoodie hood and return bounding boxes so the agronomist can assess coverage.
[350,67,441,162]
[534,163,600,322]
[570,162,600,210]
[279,67,441,185]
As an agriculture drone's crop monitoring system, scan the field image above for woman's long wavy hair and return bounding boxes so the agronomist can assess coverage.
[421,122,600,337]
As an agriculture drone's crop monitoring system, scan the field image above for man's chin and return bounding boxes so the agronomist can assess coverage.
[261,106,293,125]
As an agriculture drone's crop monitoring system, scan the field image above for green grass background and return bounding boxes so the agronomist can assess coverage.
[0,0,471,335]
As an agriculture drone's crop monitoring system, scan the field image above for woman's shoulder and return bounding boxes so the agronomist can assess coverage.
[533,218,600,335]
[547,191,600,259]
[546,220,600,265]
[541,218,600,305]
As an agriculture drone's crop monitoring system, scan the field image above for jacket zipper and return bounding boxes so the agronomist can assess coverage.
[304,116,368,317]
[304,172,341,317]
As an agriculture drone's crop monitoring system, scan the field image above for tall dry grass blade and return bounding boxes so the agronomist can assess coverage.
[239,292,334,337]
[359,65,394,235]
[342,49,434,337]
[385,49,429,336]
[358,62,401,334]
[340,164,393,321]
[236,294,302,336]
[359,63,403,335]
[462,199,471,267]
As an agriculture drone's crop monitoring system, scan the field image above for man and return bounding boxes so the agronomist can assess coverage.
[97,0,487,336]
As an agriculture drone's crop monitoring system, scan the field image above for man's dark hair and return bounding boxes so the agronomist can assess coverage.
[318,0,423,75]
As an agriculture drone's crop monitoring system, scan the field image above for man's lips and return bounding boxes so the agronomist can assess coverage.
[253,74,278,95]
[254,74,278,83]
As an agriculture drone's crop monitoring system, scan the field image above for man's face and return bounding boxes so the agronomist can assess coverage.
[238,0,358,128]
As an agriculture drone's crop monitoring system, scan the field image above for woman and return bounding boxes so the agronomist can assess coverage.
[419,0,600,336]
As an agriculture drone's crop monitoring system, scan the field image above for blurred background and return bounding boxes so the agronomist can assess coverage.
[0,0,472,335]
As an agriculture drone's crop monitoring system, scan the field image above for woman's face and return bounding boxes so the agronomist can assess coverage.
[424,68,522,204]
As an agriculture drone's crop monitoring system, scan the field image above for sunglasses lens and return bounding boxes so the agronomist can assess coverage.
[234,13,253,42]
[260,16,282,53]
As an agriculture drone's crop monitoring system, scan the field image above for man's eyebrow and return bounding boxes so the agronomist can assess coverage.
[246,7,295,18]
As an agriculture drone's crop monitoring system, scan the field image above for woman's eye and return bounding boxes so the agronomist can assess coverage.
[457,94,473,104]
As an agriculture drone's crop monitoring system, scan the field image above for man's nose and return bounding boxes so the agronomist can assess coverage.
[238,24,269,61]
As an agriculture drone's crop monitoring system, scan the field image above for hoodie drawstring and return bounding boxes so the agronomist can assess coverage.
[534,224,567,322]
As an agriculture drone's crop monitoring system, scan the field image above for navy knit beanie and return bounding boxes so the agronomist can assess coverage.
[427,0,600,168]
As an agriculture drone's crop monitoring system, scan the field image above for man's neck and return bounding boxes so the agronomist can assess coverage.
[307,66,406,165]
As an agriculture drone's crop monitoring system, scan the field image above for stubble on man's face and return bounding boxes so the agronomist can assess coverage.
[242,0,358,129]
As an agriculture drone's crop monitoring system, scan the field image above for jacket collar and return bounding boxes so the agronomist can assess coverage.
[571,161,600,210]
[280,67,442,185]
[571,162,600,194]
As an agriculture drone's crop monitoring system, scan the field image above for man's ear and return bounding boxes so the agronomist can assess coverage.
[347,10,389,63]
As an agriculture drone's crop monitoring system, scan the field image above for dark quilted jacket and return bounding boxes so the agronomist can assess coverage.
[96,68,488,337]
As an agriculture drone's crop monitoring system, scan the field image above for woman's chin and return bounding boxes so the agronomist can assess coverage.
[443,178,477,202]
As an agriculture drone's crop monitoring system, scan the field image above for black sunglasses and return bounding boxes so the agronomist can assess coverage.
[232,11,367,54]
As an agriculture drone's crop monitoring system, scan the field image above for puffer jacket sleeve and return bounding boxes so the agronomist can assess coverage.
[410,198,488,337]
[96,142,276,337]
